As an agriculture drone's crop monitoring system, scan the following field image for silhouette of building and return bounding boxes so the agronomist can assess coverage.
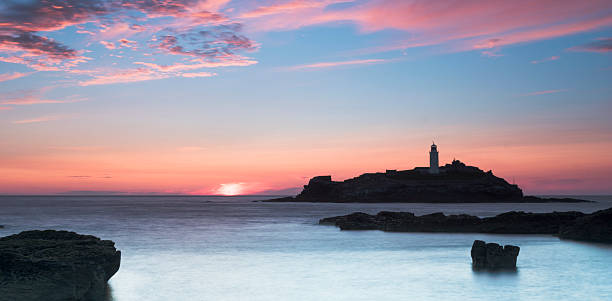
[429,142,439,174]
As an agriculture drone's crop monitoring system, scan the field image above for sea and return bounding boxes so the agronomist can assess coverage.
[0,195,611,301]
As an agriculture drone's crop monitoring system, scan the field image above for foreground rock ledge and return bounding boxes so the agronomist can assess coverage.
[471,240,519,270]
[0,230,121,301]
[320,207,612,244]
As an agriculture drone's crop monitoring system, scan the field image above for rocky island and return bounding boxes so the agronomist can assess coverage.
[264,159,589,203]
[0,230,121,301]
[320,207,612,244]
[264,143,589,203]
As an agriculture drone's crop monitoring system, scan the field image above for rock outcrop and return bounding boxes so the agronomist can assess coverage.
[264,160,589,203]
[558,208,612,243]
[320,208,612,244]
[0,230,121,301]
[471,240,520,270]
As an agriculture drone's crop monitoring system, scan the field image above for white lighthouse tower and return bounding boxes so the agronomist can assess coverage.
[429,142,439,174]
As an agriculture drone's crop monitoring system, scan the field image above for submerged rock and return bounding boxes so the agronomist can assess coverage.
[0,230,121,301]
[471,240,520,269]
[320,208,612,244]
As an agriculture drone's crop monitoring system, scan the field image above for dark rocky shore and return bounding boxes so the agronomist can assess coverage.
[0,230,121,301]
[320,208,612,244]
[263,160,589,203]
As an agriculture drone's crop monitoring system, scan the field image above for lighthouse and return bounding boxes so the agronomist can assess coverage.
[429,142,439,174]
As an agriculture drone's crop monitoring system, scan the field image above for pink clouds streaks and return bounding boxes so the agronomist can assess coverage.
[181,72,216,78]
[0,0,257,79]
[0,87,87,106]
[78,65,218,86]
[12,115,66,124]
[288,58,387,70]
[0,72,32,82]
[241,0,612,54]
[521,89,566,96]
[78,68,169,86]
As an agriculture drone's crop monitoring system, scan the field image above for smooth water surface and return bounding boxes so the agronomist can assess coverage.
[1,196,611,300]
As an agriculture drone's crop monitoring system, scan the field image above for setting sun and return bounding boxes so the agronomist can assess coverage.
[215,183,245,196]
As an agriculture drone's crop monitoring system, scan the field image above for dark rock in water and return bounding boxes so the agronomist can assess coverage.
[471,240,519,269]
[321,208,612,244]
[320,210,585,234]
[559,208,612,243]
[0,230,121,301]
[262,160,590,203]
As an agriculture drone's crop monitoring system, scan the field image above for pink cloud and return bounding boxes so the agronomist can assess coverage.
[240,0,338,18]
[242,0,612,54]
[0,107,12,111]
[521,89,566,96]
[0,87,86,105]
[119,38,137,48]
[100,41,116,49]
[1,96,85,105]
[288,58,387,70]
[0,0,257,75]
[78,68,169,86]
[0,72,32,82]
[531,56,560,64]
[181,71,216,78]
[12,115,66,124]
[134,58,257,72]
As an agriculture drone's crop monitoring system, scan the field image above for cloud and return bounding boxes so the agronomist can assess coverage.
[288,58,387,70]
[100,41,116,49]
[531,56,560,64]
[0,0,257,77]
[521,89,566,96]
[0,31,77,58]
[0,72,32,82]
[119,38,137,48]
[152,24,256,59]
[78,60,225,85]
[181,71,216,78]
[240,0,337,19]
[78,68,169,86]
[241,0,612,54]
[1,97,84,105]
[0,88,86,105]
[12,115,66,124]
[134,58,257,72]
[569,37,612,53]
[0,106,12,111]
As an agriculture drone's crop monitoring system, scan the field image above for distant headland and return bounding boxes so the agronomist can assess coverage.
[264,143,590,203]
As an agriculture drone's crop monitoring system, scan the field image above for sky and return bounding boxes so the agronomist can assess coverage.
[0,0,611,195]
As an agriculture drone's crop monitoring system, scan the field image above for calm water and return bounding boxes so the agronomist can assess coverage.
[1,195,611,300]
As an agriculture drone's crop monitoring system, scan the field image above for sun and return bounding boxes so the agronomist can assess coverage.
[216,183,245,196]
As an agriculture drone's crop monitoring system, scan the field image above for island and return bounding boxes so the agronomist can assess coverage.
[264,145,589,202]
[0,230,121,301]
[319,207,612,244]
